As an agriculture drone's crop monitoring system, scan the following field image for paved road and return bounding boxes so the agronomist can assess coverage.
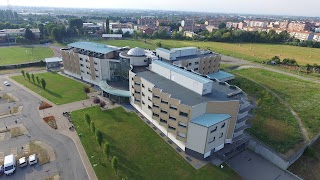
[0,76,88,180]
[227,150,300,180]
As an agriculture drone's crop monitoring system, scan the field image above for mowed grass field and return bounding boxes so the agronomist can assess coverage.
[11,72,89,105]
[0,46,54,65]
[233,68,320,138]
[98,39,320,65]
[232,75,303,153]
[71,106,241,180]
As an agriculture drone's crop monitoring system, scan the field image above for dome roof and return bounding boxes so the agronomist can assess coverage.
[127,47,145,57]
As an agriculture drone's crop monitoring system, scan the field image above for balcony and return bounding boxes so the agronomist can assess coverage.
[237,111,249,120]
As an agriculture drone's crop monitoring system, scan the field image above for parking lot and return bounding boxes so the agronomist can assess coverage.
[0,76,88,180]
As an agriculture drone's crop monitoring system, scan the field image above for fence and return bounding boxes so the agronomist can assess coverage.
[0,60,46,70]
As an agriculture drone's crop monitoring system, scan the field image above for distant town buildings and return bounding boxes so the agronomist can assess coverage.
[0,28,40,44]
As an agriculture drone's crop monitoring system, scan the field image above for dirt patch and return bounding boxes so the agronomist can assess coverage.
[39,101,53,110]
[2,93,16,103]
[29,141,50,165]
[10,127,23,137]
[43,116,57,129]
[44,174,60,180]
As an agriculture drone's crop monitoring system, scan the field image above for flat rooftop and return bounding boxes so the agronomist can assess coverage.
[207,71,235,81]
[136,70,240,106]
[68,42,120,54]
[191,114,231,127]
[45,57,62,63]
[153,60,211,84]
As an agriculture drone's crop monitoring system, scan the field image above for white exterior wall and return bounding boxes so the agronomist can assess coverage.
[186,118,229,157]
[186,122,208,154]
[204,119,229,153]
[130,57,148,66]
[156,48,176,60]
[151,62,213,95]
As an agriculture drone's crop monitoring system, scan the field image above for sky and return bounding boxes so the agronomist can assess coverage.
[0,0,319,17]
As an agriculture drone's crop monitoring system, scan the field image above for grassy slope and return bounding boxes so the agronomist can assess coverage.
[96,39,320,65]
[71,107,240,180]
[11,72,88,105]
[232,75,302,153]
[289,138,320,180]
[233,68,320,138]
[0,46,53,65]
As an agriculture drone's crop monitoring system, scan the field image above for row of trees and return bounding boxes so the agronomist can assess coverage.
[0,10,19,21]
[265,56,297,66]
[84,113,119,175]
[0,22,25,29]
[21,70,47,89]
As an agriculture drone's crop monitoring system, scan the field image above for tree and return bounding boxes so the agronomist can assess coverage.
[218,22,226,29]
[24,28,35,41]
[41,78,46,90]
[112,156,119,175]
[26,72,31,81]
[36,76,40,85]
[69,18,83,29]
[21,70,25,78]
[90,121,95,134]
[106,18,110,34]
[103,142,111,160]
[51,27,63,42]
[31,74,35,83]
[95,129,103,146]
[85,113,91,126]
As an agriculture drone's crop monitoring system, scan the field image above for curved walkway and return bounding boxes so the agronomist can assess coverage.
[222,55,320,84]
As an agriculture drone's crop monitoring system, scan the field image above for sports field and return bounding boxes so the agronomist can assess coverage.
[0,46,54,65]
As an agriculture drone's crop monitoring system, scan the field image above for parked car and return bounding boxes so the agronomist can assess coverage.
[4,154,16,175]
[19,157,27,167]
[28,154,37,165]
[3,81,10,86]
[0,165,4,175]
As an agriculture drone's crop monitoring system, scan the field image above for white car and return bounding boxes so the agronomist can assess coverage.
[19,157,27,167]
[28,154,37,165]
[3,81,10,86]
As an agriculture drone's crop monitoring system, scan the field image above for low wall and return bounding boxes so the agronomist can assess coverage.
[248,133,320,170]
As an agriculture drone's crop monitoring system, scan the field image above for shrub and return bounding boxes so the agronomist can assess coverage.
[100,101,106,108]
[93,97,100,104]
[84,86,90,93]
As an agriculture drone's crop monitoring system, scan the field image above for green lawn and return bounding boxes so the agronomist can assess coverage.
[95,39,320,65]
[232,75,303,153]
[232,68,320,138]
[0,46,54,65]
[11,72,89,105]
[71,107,240,180]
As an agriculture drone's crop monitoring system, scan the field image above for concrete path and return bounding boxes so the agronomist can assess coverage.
[227,150,301,180]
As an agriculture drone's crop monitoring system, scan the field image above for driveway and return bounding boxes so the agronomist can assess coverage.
[0,76,88,180]
[227,150,300,180]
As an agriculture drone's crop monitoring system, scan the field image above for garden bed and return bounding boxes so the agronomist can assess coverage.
[43,116,57,129]
[39,101,53,110]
